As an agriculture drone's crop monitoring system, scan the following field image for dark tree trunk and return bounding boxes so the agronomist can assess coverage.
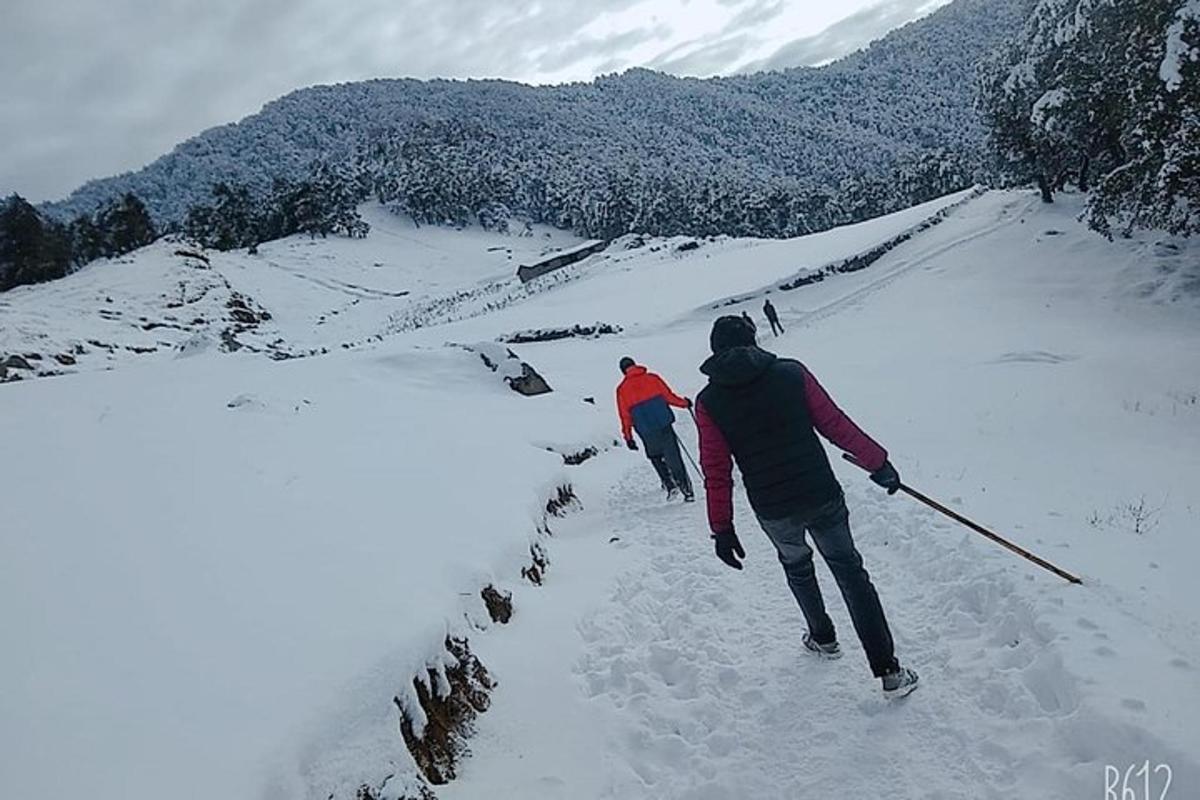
[1078,156,1091,193]
[1037,174,1054,204]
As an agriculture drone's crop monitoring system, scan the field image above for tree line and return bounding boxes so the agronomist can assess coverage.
[1,162,369,291]
[0,193,156,291]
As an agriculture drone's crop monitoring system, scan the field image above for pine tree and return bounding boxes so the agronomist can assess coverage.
[0,194,71,290]
[980,0,1199,234]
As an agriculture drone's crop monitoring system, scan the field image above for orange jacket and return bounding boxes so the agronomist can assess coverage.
[616,365,690,441]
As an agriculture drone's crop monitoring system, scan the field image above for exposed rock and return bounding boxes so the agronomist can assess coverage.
[355,783,436,800]
[498,322,622,344]
[397,637,494,786]
[560,446,599,466]
[507,362,552,396]
[173,248,211,265]
[22,352,43,361]
[3,354,33,370]
[229,307,258,324]
[225,292,271,325]
[480,585,513,624]
[220,329,243,352]
[54,353,77,366]
[546,484,580,517]
[522,542,550,586]
[460,342,553,396]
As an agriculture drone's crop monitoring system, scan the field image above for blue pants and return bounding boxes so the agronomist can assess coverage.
[640,425,692,495]
[757,495,898,677]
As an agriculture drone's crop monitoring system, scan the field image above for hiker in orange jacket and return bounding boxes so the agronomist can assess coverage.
[616,357,694,501]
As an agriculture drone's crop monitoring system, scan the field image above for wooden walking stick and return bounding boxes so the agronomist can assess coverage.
[843,454,1082,585]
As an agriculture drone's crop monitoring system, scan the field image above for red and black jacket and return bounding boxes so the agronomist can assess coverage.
[696,346,887,532]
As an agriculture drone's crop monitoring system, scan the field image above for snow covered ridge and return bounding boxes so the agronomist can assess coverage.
[773,187,984,294]
[386,481,587,797]
[0,240,301,383]
[0,208,585,382]
[39,0,1033,240]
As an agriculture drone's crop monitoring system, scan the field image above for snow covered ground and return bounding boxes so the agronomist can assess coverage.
[2,190,1198,799]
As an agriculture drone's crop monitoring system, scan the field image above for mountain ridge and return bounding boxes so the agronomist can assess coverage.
[41,0,1035,239]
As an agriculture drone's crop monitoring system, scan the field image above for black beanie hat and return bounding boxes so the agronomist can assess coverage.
[619,356,636,373]
[710,315,757,353]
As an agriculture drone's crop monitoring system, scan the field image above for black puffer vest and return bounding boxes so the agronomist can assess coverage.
[698,346,841,520]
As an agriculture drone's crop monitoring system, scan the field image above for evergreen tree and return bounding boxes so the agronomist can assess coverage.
[69,214,106,265]
[0,194,71,290]
[980,0,1199,234]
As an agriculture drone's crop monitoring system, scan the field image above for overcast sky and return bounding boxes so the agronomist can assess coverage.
[0,0,950,203]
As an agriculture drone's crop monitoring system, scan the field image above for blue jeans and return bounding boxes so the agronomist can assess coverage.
[757,495,898,677]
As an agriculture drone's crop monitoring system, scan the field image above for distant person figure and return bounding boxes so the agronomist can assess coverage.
[763,298,784,336]
[617,357,695,502]
[741,311,756,332]
[694,316,918,698]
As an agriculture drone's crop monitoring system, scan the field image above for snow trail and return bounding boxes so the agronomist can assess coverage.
[557,460,1200,799]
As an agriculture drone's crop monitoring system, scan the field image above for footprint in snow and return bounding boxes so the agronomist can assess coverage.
[989,350,1080,365]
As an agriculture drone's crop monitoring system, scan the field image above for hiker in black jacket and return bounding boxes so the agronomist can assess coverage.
[694,315,918,698]
[763,298,784,336]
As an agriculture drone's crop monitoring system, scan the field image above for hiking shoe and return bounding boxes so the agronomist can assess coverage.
[881,666,920,698]
[683,491,696,503]
[802,633,842,660]
[666,486,680,500]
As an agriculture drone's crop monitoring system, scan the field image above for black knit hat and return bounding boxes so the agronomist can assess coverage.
[709,315,757,353]
[619,356,636,373]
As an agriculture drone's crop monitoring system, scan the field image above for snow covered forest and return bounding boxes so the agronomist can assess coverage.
[980,0,1200,236]
[4,0,1197,295]
[1,0,1032,293]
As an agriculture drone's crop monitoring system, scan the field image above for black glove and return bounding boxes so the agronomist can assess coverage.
[713,530,745,570]
[870,460,901,495]
[626,438,638,451]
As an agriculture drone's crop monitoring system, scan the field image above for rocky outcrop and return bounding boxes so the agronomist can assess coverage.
[498,322,622,344]
[460,342,553,396]
[480,585,513,624]
[545,484,581,517]
[522,541,550,586]
[2,354,33,370]
[397,637,495,786]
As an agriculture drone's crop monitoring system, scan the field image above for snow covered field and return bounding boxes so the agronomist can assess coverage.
[2,190,1198,799]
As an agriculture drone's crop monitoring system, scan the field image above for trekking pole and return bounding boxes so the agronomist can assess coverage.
[680,406,704,479]
[677,436,702,479]
[842,454,1082,585]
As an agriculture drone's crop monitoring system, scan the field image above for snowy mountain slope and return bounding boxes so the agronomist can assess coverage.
[40,0,1034,236]
[0,206,582,377]
[2,190,1199,800]
[1,193,970,381]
